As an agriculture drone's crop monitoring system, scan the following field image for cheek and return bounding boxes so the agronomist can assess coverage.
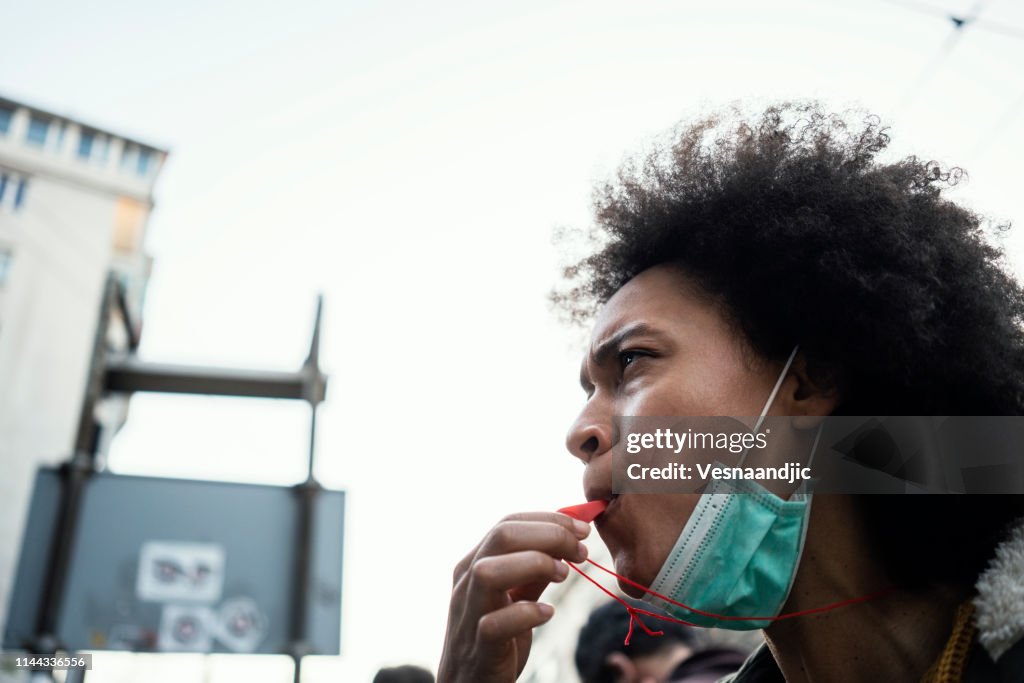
[624,365,769,419]
[610,494,700,589]
[619,374,702,416]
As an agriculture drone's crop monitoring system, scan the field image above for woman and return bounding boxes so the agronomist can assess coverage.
[438,103,1024,682]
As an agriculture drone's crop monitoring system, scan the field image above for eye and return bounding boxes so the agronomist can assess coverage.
[618,349,648,372]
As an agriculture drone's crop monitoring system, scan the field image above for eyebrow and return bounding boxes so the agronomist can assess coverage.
[579,322,666,391]
[593,322,664,365]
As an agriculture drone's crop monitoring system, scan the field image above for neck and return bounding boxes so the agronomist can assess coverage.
[764,497,968,683]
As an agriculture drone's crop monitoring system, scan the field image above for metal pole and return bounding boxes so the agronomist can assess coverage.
[104,360,317,399]
[64,663,86,683]
[27,274,124,682]
[32,275,119,660]
[288,296,326,683]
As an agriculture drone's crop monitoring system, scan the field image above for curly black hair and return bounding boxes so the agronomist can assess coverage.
[554,101,1024,416]
[554,101,1024,588]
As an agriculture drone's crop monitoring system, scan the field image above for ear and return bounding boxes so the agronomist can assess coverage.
[781,354,839,430]
[605,651,638,681]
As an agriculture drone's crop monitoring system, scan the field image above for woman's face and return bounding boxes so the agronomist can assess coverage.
[566,263,784,595]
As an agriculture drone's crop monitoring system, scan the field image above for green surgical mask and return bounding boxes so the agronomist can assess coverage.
[642,346,816,630]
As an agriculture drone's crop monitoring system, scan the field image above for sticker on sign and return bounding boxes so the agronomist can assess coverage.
[136,541,225,603]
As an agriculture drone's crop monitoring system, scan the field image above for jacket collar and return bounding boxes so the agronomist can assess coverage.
[973,519,1024,661]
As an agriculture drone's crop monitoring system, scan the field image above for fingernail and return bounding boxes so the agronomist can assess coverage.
[553,560,569,580]
[537,603,554,619]
[572,520,591,538]
[576,541,589,562]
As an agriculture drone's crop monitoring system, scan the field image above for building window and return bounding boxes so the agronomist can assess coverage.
[78,130,95,160]
[114,196,148,252]
[14,178,27,209]
[0,172,27,212]
[0,249,12,288]
[96,135,110,165]
[53,121,67,151]
[120,144,138,173]
[0,105,13,135]
[137,148,153,176]
[25,115,49,146]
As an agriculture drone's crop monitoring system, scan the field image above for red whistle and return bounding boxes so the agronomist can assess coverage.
[558,500,609,523]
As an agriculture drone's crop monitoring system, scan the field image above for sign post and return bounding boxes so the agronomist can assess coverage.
[4,273,338,683]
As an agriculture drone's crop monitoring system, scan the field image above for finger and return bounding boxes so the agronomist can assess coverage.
[452,512,588,586]
[469,551,569,598]
[509,563,575,603]
[476,521,588,565]
[466,551,568,617]
[509,579,556,604]
[509,554,589,604]
[500,511,591,539]
[453,549,476,586]
[476,601,554,649]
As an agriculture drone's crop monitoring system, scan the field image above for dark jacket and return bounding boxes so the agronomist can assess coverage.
[961,638,1024,682]
[717,639,1024,683]
[669,647,749,683]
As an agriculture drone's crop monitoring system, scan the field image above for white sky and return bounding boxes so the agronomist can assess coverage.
[2,0,1024,680]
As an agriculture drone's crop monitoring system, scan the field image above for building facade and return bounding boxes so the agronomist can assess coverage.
[0,94,167,644]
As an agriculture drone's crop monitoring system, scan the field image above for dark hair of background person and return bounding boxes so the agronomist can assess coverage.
[575,599,701,683]
[372,664,435,683]
[553,101,1024,591]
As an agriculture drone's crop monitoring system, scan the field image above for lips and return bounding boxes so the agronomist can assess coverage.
[581,466,617,523]
[600,494,619,518]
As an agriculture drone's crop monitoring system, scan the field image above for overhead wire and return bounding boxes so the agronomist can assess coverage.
[880,0,1024,39]
[877,0,1024,156]
[896,0,989,108]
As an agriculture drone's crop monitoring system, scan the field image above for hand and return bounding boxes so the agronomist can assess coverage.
[437,512,591,683]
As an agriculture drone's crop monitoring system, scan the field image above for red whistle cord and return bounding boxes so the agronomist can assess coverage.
[566,560,676,644]
[565,557,895,645]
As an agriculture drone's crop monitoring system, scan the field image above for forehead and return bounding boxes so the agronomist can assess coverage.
[590,264,723,345]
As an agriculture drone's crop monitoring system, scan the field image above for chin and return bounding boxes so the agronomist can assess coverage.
[619,576,647,599]
[607,550,650,598]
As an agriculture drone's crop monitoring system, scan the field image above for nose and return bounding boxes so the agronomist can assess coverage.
[566,400,615,464]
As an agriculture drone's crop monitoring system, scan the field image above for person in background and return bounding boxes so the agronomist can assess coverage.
[373,664,435,683]
[575,600,749,683]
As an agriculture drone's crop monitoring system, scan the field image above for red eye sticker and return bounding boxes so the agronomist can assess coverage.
[557,500,609,523]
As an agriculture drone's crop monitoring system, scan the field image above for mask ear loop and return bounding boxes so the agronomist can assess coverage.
[806,420,823,471]
[738,345,800,468]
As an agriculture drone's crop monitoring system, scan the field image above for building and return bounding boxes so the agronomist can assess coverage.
[0,94,167,645]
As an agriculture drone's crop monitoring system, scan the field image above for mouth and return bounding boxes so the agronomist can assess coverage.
[598,494,620,520]
[581,473,618,523]
[586,493,619,524]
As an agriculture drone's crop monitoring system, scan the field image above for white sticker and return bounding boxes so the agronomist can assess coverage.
[157,605,214,652]
[213,597,268,653]
[136,541,225,603]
